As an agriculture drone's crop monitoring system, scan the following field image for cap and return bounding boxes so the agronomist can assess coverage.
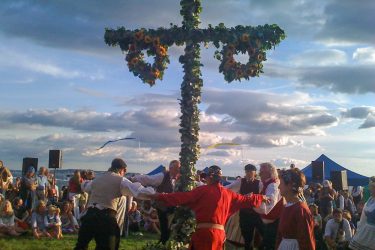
[244,164,257,171]
[111,158,127,170]
[27,166,35,174]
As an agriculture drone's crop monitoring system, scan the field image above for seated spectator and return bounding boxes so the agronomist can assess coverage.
[0,200,21,236]
[47,178,59,206]
[13,197,29,230]
[309,203,324,249]
[31,200,50,239]
[44,205,62,239]
[324,208,352,250]
[128,201,142,232]
[60,201,79,234]
[342,210,355,235]
[141,200,160,234]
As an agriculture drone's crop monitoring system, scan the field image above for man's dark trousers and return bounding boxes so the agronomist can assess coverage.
[239,210,264,250]
[75,207,120,250]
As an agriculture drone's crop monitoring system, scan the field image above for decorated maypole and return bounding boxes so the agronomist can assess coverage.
[105,0,285,248]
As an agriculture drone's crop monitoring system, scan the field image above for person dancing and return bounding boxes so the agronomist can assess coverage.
[150,165,268,250]
[276,168,315,250]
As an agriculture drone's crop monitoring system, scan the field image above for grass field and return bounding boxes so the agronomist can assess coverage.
[0,232,159,250]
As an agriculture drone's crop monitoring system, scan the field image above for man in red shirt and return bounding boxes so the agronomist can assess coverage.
[151,165,267,250]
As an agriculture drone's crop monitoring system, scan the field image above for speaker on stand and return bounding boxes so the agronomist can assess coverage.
[311,161,325,183]
[49,150,62,181]
[331,170,348,191]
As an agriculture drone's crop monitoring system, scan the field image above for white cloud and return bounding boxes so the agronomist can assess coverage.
[292,49,347,67]
[353,47,375,64]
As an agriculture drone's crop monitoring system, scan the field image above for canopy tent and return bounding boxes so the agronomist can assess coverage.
[301,154,369,186]
[147,165,165,175]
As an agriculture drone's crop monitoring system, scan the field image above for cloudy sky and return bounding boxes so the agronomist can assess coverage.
[0,0,374,177]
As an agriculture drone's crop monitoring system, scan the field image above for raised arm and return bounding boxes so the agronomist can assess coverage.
[156,186,202,207]
[120,177,155,200]
[131,173,164,187]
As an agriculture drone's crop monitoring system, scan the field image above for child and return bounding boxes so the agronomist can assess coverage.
[0,200,21,236]
[309,203,323,249]
[31,200,50,239]
[60,201,79,234]
[13,197,29,230]
[44,205,62,239]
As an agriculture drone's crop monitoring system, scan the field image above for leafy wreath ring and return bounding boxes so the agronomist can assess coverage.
[219,35,266,82]
[125,31,169,86]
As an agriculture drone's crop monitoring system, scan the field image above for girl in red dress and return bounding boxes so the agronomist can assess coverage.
[276,168,315,250]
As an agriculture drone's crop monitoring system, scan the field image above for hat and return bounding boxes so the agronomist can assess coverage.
[27,166,35,174]
[207,165,222,183]
[322,180,331,188]
[111,158,127,170]
[244,164,257,171]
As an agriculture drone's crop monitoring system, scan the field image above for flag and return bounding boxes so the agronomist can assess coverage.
[97,137,136,150]
[207,142,240,149]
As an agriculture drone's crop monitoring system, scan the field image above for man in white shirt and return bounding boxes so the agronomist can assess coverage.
[253,162,283,250]
[75,158,155,250]
[324,208,352,250]
[131,160,180,244]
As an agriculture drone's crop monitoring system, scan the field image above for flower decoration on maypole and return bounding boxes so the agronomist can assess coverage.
[123,30,170,86]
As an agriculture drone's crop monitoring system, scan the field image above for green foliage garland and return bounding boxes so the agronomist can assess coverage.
[105,0,285,249]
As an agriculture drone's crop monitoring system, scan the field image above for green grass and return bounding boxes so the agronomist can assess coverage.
[0,232,159,250]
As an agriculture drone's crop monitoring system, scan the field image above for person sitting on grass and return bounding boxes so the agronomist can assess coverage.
[0,200,21,236]
[60,201,79,234]
[31,200,50,239]
[13,197,30,231]
[44,205,62,239]
[141,200,160,234]
[128,201,142,233]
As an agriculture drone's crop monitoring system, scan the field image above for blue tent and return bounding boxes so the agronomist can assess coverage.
[147,165,165,175]
[301,154,369,186]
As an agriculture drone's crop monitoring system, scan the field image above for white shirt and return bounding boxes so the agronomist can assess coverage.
[352,186,363,197]
[86,176,155,210]
[132,172,165,187]
[324,218,352,242]
[253,179,282,224]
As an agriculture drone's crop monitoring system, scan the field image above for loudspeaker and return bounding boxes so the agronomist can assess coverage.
[312,161,325,183]
[22,157,38,175]
[49,150,62,169]
[331,170,348,191]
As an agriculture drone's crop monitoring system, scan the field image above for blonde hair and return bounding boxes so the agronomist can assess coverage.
[259,162,279,180]
[1,200,13,217]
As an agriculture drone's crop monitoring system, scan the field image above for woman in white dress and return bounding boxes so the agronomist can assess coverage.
[349,176,375,250]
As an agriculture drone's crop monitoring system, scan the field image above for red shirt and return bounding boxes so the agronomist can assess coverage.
[276,202,316,250]
[157,183,263,250]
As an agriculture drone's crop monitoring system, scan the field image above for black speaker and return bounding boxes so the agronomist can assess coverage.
[22,157,38,175]
[312,161,324,183]
[331,170,348,191]
[49,150,62,169]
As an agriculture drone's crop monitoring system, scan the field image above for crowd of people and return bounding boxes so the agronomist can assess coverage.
[0,160,161,241]
[0,158,374,250]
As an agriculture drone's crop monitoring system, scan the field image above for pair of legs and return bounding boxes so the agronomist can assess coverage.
[0,225,21,236]
[47,225,63,239]
[239,211,263,250]
[75,208,120,250]
[33,228,52,239]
